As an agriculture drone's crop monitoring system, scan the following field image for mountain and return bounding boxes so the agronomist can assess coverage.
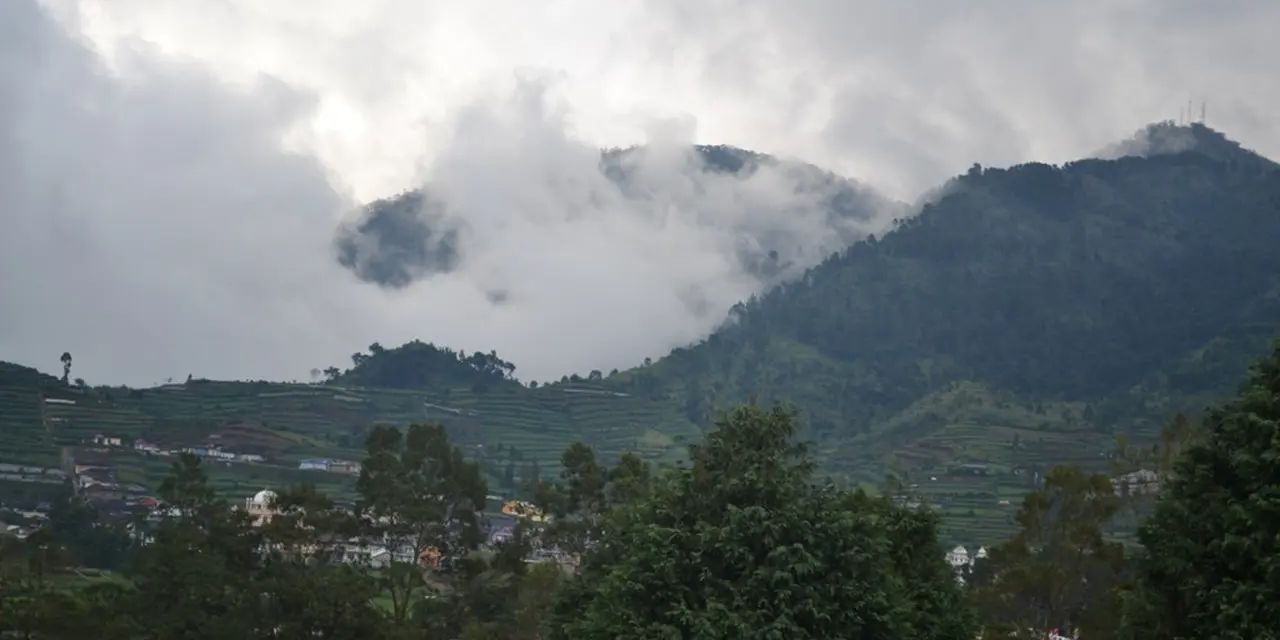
[1,123,1276,544]
[610,122,1280,539]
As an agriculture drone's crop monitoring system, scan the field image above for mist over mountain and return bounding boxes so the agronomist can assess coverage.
[335,144,901,291]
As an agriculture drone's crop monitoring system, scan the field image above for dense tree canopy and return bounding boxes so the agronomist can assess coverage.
[1123,340,1280,638]
[553,405,973,639]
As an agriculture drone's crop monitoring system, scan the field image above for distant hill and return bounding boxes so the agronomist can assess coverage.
[330,341,520,392]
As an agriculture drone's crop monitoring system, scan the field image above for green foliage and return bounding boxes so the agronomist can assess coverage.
[970,466,1128,638]
[336,340,517,391]
[553,406,973,639]
[1123,340,1280,638]
[357,423,488,625]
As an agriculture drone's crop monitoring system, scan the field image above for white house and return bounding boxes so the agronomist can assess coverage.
[92,434,123,447]
[299,458,329,471]
[945,545,970,569]
[133,439,161,454]
[1114,469,1160,497]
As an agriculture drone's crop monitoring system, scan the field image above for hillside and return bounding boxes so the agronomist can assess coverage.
[2,123,1276,544]
[624,122,1280,540]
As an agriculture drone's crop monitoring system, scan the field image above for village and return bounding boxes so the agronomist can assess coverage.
[0,430,577,572]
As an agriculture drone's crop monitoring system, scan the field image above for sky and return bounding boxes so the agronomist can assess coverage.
[2,0,1279,386]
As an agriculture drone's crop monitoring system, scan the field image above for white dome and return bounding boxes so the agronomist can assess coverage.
[251,489,277,506]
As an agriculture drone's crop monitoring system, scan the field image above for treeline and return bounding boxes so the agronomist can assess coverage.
[3,340,1280,638]
[323,340,518,392]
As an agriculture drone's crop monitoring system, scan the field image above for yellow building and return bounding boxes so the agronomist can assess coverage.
[501,500,547,522]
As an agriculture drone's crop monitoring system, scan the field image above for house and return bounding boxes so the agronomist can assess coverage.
[298,458,360,474]
[488,525,516,546]
[237,453,265,463]
[328,460,361,475]
[501,500,547,522]
[338,543,392,569]
[133,439,161,454]
[1114,469,1160,497]
[945,545,970,569]
[299,458,329,471]
[92,434,123,447]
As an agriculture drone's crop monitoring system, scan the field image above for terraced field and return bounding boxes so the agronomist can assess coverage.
[0,387,56,467]
[0,360,1188,546]
[0,363,701,505]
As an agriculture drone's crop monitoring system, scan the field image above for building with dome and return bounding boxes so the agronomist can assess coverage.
[244,489,278,527]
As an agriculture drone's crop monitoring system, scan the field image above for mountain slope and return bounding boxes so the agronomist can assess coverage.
[638,123,1280,474]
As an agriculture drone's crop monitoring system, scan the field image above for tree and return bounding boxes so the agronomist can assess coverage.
[130,454,262,638]
[60,351,72,384]
[356,423,487,628]
[970,466,1126,639]
[552,405,973,639]
[1122,341,1280,638]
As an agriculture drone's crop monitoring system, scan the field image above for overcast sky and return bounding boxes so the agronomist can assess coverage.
[3,0,1278,386]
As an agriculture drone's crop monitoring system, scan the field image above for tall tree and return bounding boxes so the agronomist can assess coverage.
[356,423,487,628]
[59,351,71,384]
[130,454,262,638]
[1123,340,1280,638]
[969,466,1127,638]
[552,405,973,639]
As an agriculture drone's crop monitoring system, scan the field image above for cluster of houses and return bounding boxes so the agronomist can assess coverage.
[110,436,267,464]
[240,489,577,572]
[0,506,48,540]
[0,463,67,486]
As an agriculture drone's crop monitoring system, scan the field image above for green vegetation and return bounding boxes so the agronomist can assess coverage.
[969,467,1127,638]
[1,406,975,639]
[554,406,973,639]
[1122,340,1280,637]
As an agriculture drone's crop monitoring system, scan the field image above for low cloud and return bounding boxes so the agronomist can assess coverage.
[335,83,898,293]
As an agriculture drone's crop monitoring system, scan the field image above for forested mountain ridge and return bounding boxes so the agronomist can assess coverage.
[631,123,1280,495]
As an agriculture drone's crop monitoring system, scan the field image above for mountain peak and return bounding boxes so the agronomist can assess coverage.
[1099,121,1267,165]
